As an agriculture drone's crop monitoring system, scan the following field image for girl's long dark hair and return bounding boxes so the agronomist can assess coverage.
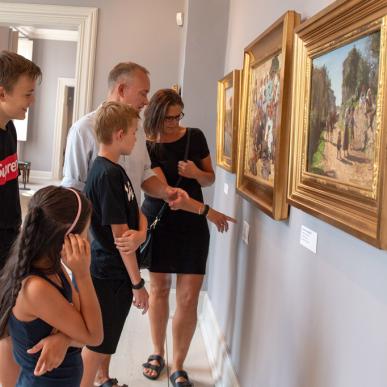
[0,186,91,338]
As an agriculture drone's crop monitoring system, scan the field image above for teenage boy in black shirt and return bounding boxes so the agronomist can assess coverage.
[0,50,41,387]
[82,101,149,387]
[0,51,92,387]
[0,51,41,270]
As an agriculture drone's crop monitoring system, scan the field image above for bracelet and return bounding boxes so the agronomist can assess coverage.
[201,204,210,217]
[132,278,145,290]
[198,203,205,215]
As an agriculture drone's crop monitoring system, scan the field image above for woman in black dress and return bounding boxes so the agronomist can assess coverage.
[140,89,234,386]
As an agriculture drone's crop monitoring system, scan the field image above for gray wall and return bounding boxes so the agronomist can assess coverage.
[4,0,186,174]
[180,0,230,205]
[208,1,387,387]
[4,0,225,198]
[20,39,77,171]
[3,0,185,109]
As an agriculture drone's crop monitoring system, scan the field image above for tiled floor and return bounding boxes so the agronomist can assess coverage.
[19,178,215,387]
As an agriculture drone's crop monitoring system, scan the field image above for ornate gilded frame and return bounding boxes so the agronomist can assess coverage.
[237,11,300,220]
[288,0,387,248]
[216,70,241,172]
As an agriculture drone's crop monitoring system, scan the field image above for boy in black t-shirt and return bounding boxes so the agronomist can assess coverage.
[82,101,149,387]
[0,50,41,387]
[0,51,42,387]
[0,51,41,270]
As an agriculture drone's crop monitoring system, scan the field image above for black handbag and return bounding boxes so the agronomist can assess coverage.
[137,128,192,269]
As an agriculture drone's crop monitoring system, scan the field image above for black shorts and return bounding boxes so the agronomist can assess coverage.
[87,276,133,355]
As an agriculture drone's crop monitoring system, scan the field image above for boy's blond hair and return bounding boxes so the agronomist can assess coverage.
[0,50,41,92]
[95,101,139,144]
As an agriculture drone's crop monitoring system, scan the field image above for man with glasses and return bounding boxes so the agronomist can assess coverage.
[62,62,185,387]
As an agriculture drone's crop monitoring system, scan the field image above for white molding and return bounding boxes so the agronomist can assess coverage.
[199,294,240,387]
[29,169,52,180]
[16,26,78,42]
[52,77,76,180]
[0,2,98,122]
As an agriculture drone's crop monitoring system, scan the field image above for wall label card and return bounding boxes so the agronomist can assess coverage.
[300,225,317,254]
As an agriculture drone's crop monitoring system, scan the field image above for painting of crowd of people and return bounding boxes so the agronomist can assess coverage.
[223,86,233,159]
[244,53,282,185]
[307,31,380,190]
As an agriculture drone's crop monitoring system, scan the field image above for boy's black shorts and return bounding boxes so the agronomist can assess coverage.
[87,276,133,355]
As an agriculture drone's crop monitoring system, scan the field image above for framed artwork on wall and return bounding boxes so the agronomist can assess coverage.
[237,11,300,220]
[288,0,387,248]
[216,70,241,172]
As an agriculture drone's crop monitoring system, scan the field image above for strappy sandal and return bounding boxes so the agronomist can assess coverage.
[98,377,128,387]
[170,370,194,387]
[142,354,165,380]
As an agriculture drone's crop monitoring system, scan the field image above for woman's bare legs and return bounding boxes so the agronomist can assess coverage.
[143,272,171,378]
[172,274,204,383]
[0,337,20,387]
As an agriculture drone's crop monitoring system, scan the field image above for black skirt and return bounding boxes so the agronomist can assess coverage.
[147,209,210,274]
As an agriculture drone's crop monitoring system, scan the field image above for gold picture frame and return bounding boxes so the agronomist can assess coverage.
[216,70,241,172]
[237,11,300,220]
[288,0,387,248]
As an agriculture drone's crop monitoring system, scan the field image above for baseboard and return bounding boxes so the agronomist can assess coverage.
[199,294,240,387]
[29,169,53,180]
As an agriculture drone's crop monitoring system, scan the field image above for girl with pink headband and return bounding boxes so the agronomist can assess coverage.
[0,185,103,386]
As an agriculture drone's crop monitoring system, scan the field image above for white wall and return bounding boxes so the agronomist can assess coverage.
[19,39,77,171]
[208,1,387,387]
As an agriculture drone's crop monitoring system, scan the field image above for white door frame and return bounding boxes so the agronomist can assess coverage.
[0,2,98,123]
[52,77,76,180]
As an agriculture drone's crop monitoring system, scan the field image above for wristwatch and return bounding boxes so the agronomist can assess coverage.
[201,204,210,217]
[132,278,145,290]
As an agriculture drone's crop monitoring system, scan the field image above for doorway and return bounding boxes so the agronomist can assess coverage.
[52,77,76,180]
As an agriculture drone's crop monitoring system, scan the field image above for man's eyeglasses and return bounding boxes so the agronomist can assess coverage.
[165,112,184,122]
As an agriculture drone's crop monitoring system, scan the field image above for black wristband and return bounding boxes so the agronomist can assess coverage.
[132,278,145,290]
[201,204,210,217]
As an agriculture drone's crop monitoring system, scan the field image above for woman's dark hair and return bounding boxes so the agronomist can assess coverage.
[143,88,184,139]
[0,185,91,338]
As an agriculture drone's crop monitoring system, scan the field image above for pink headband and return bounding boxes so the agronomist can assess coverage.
[66,188,82,235]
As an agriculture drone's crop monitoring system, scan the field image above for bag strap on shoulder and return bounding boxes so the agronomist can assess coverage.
[151,128,191,226]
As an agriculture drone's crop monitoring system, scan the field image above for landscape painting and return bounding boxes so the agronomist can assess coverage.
[244,52,282,186]
[307,31,381,189]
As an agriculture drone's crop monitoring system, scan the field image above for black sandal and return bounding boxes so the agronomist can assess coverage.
[98,378,128,387]
[170,370,193,387]
[142,354,165,380]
